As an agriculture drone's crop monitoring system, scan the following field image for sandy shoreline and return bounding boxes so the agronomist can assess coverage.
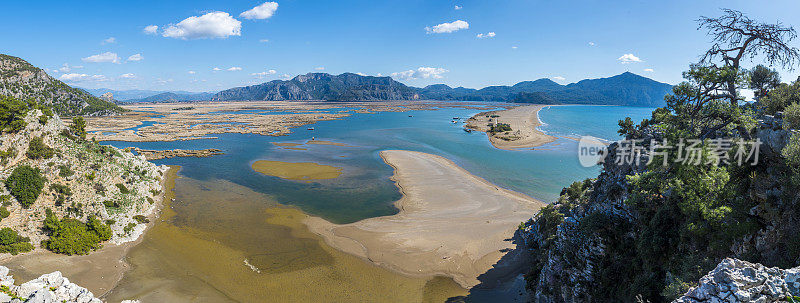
[0,166,180,298]
[305,150,544,288]
[465,105,556,150]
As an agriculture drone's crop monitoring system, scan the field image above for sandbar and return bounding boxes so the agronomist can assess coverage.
[465,105,556,150]
[252,160,343,181]
[305,150,544,288]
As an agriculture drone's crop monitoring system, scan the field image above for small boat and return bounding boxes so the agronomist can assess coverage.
[307,127,315,130]
[464,128,472,133]
[452,117,459,119]
[408,115,413,117]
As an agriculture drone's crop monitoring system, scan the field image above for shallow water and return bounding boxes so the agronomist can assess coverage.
[102,103,653,302]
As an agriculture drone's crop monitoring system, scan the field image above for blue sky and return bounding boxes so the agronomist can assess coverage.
[2,0,799,92]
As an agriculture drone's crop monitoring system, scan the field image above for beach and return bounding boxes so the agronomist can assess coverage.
[305,150,545,288]
[0,166,180,298]
[466,105,556,150]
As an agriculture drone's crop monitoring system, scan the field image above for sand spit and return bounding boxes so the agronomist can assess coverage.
[465,105,556,150]
[305,150,545,288]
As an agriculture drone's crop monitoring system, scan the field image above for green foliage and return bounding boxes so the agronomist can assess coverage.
[50,183,72,206]
[123,222,136,234]
[85,171,95,181]
[5,165,45,208]
[133,215,150,224]
[489,123,512,133]
[57,165,74,178]
[784,103,800,129]
[25,137,55,160]
[749,64,781,100]
[0,95,32,133]
[115,183,130,194]
[782,133,800,186]
[0,207,9,220]
[0,228,33,255]
[70,117,87,139]
[760,81,800,115]
[42,210,112,255]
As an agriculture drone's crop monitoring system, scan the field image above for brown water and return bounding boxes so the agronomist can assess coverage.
[251,160,343,182]
[104,174,467,302]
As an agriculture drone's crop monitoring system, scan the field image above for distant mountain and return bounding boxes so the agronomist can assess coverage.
[212,72,673,107]
[212,72,419,101]
[0,54,122,115]
[126,92,215,103]
[81,88,215,102]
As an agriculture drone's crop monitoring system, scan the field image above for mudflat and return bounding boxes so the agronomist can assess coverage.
[305,150,545,288]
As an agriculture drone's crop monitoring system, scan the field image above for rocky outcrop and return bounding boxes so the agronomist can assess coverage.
[0,265,101,302]
[675,258,800,303]
[0,54,122,116]
[0,110,168,249]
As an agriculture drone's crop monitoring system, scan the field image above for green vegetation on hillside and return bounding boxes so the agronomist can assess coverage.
[5,165,46,208]
[0,95,32,133]
[0,228,33,255]
[25,136,55,159]
[524,9,800,302]
[43,209,112,255]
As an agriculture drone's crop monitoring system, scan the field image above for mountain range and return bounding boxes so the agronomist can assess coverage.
[0,54,121,115]
[210,72,673,107]
[80,88,215,103]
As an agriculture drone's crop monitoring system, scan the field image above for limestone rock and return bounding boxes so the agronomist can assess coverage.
[675,258,800,303]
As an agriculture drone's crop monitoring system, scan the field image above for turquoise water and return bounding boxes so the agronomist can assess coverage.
[104,104,653,224]
[538,105,654,140]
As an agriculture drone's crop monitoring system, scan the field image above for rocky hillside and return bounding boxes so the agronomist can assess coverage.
[0,107,167,255]
[211,71,672,106]
[0,54,122,116]
[212,72,420,101]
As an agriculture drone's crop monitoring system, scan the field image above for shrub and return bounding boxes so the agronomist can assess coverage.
[5,165,46,208]
[57,165,74,178]
[0,228,33,255]
[0,207,9,220]
[70,117,87,139]
[85,171,95,181]
[103,200,120,208]
[785,103,800,130]
[123,222,136,234]
[133,215,149,224]
[490,123,512,133]
[43,211,111,255]
[25,137,55,160]
[0,95,30,133]
[115,183,130,194]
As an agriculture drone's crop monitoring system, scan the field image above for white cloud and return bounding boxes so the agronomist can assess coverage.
[163,12,242,39]
[282,73,292,79]
[212,67,222,71]
[57,63,83,73]
[252,70,277,78]
[59,73,107,82]
[259,39,270,43]
[588,42,596,46]
[425,20,469,34]
[355,72,367,76]
[391,67,448,80]
[476,32,496,39]
[643,68,654,72]
[188,70,196,74]
[119,73,136,79]
[82,52,120,64]
[59,73,88,81]
[227,67,242,71]
[143,25,159,35]
[315,66,325,71]
[511,46,518,49]
[240,2,279,20]
[127,53,144,62]
[454,5,462,10]
[617,53,643,64]
[155,78,174,85]
[102,37,116,44]
[552,76,566,81]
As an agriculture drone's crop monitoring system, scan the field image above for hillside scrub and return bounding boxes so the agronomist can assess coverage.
[5,165,45,208]
[25,136,55,159]
[43,210,112,255]
[0,228,33,255]
[522,9,800,302]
